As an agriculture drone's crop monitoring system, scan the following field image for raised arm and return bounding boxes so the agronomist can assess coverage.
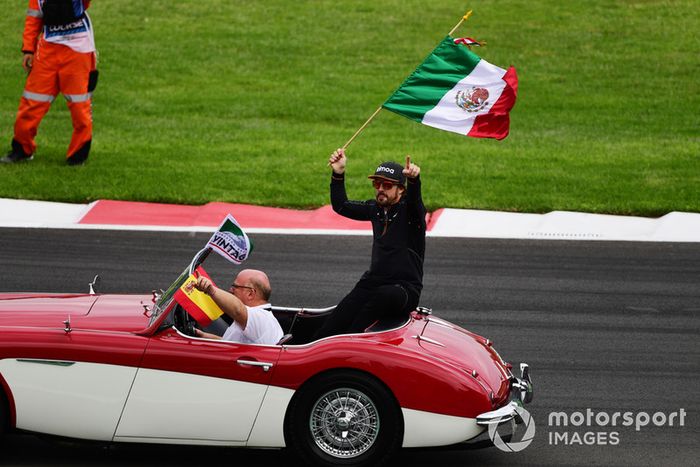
[329,148,372,221]
[403,156,426,227]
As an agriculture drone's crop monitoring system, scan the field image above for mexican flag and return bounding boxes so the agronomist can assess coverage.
[383,36,518,140]
[207,214,253,265]
[173,266,224,326]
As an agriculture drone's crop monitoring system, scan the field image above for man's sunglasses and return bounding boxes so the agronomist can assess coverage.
[230,283,255,292]
[372,180,398,190]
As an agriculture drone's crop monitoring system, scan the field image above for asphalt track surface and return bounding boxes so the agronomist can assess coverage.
[0,228,698,466]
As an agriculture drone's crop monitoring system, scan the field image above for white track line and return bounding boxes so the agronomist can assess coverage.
[1,198,698,242]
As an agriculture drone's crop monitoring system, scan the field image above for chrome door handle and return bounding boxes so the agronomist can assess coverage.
[16,359,75,367]
[236,359,273,372]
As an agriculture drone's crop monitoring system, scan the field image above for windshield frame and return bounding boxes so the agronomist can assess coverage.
[147,247,212,328]
[147,266,190,327]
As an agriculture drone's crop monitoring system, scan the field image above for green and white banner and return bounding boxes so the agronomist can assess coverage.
[206,214,253,264]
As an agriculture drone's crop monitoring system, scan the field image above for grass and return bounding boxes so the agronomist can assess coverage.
[0,0,698,215]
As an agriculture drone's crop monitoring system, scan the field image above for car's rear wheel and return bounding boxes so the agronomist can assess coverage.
[285,370,402,467]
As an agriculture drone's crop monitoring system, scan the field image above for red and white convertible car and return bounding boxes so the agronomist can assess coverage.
[0,253,533,466]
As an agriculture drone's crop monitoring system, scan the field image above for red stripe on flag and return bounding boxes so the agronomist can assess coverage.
[174,287,215,327]
[173,266,221,327]
[468,66,518,140]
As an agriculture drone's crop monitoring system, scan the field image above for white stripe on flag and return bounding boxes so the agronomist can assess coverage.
[422,59,508,135]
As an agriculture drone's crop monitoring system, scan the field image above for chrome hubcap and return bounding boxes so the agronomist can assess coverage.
[310,388,380,458]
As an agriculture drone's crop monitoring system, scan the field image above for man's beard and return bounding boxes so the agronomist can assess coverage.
[376,193,390,207]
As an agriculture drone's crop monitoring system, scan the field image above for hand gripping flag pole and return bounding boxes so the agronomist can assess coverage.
[339,10,474,150]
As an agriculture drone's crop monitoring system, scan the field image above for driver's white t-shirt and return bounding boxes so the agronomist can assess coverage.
[222,303,283,345]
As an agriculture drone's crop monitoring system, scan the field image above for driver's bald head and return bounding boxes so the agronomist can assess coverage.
[236,269,271,302]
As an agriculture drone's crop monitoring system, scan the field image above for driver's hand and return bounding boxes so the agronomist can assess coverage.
[194,328,223,340]
[195,277,215,296]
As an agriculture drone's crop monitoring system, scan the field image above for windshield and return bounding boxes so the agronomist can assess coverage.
[148,266,190,325]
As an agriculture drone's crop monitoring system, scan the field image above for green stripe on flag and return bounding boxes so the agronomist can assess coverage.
[383,36,481,121]
[223,218,253,253]
[222,218,244,236]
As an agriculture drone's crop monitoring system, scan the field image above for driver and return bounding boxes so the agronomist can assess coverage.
[193,269,283,345]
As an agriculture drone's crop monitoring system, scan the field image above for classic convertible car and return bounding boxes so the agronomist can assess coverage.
[0,249,533,466]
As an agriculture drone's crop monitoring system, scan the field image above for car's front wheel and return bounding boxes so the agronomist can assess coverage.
[285,370,403,467]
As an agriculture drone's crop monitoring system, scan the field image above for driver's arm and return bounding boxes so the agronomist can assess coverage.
[195,329,222,339]
[329,148,372,221]
[195,277,249,329]
[403,157,426,226]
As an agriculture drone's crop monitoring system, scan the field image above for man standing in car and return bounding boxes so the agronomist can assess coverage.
[315,148,426,339]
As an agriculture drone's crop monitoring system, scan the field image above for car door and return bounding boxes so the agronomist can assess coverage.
[114,327,282,443]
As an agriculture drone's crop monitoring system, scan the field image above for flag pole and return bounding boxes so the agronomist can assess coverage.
[448,10,473,36]
[336,9,473,153]
[342,106,383,150]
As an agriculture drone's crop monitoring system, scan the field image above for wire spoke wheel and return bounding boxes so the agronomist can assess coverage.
[285,371,402,466]
[309,388,380,458]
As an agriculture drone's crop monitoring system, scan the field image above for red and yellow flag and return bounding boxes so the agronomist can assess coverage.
[173,266,224,326]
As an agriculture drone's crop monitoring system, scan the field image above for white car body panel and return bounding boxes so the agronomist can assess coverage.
[0,358,136,441]
[401,408,484,447]
[246,385,295,447]
[115,368,268,442]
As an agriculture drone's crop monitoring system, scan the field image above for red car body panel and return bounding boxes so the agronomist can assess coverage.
[0,293,515,426]
[267,316,503,419]
[0,294,151,368]
[0,294,97,324]
[0,293,152,332]
[0,328,149,367]
[78,294,154,332]
[417,320,512,405]
[140,329,282,387]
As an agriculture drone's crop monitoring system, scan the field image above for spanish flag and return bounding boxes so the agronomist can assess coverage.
[173,266,224,326]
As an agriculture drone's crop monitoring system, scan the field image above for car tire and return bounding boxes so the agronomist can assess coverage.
[284,370,403,467]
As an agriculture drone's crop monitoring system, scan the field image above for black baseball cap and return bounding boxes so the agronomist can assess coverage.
[368,161,406,186]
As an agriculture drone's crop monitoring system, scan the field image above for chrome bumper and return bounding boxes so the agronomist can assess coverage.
[476,363,533,426]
